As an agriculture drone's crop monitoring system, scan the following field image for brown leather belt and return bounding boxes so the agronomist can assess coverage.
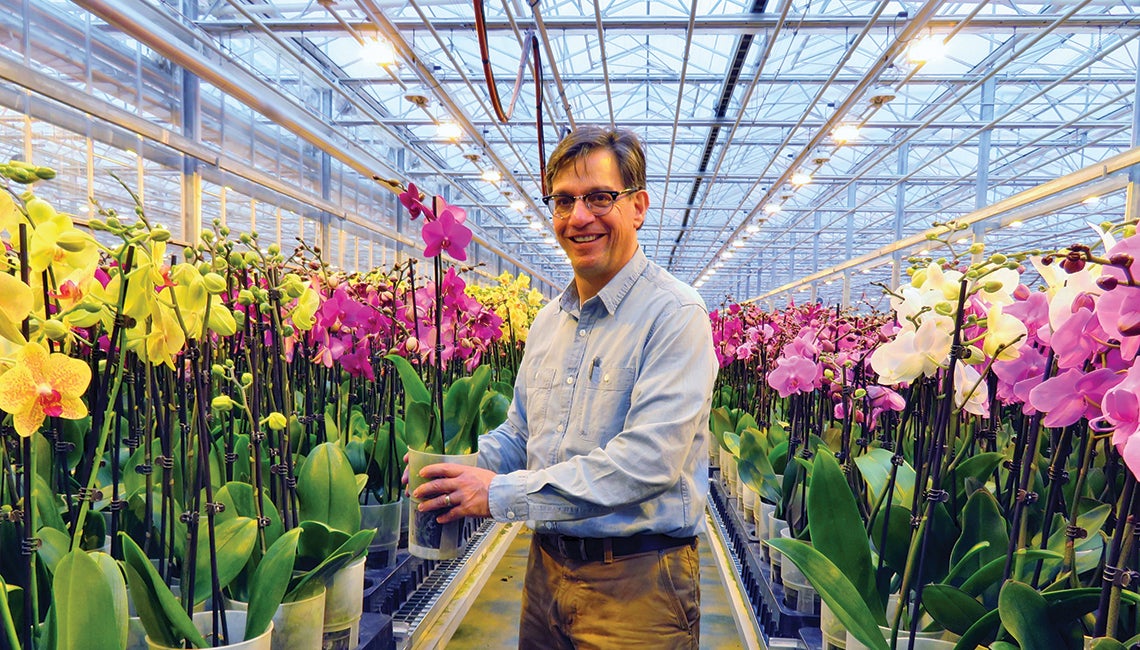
[536,532,696,562]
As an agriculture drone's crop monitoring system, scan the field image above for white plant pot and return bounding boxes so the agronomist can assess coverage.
[406,448,479,560]
[146,610,271,650]
[323,557,365,650]
[360,497,403,569]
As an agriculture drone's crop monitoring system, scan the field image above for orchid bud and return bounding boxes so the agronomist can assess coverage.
[268,243,281,255]
[1013,284,1031,301]
[282,325,294,337]
[244,251,259,266]
[211,395,235,412]
[34,166,55,180]
[239,233,252,245]
[1109,253,1134,268]
[233,311,245,327]
[1097,275,1119,291]
[404,337,420,354]
[1072,292,1095,313]
[241,372,253,387]
[25,197,56,224]
[968,243,985,255]
[200,230,214,243]
[236,289,255,306]
[934,301,955,316]
[211,364,226,379]
[150,228,171,242]
[219,226,230,237]
[853,388,867,399]
[183,247,198,262]
[267,412,287,431]
[823,368,834,380]
[88,218,107,231]
[202,272,227,294]
[983,280,1004,294]
[55,230,89,253]
[41,319,70,341]
[989,253,1007,265]
[227,251,245,267]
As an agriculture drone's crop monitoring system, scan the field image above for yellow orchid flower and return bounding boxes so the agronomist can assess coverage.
[0,342,90,437]
[0,272,32,344]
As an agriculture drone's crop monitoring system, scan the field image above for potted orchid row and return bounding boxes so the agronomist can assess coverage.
[711,218,1140,650]
[0,164,533,649]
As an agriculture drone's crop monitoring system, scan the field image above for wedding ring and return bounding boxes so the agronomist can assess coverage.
[443,493,452,507]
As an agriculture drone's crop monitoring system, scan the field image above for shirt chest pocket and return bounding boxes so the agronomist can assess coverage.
[527,368,557,429]
[578,366,637,443]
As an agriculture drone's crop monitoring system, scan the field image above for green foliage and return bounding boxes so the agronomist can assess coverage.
[52,550,123,650]
[297,442,362,533]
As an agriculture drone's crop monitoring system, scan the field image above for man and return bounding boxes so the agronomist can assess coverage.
[411,126,717,648]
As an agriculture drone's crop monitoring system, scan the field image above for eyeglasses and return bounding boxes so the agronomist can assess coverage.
[540,188,639,219]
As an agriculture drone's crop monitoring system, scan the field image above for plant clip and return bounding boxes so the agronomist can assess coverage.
[1002,459,1020,472]
[976,427,996,442]
[891,454,905,466]
[108,498,127,512]
[134,463,153,475]
[256,516,271,529]
[909,514,922,529]
[77,487,104,503]
[21,536,41,555]
[1102,566,1140,587]
[251,431,266,444]
[923,489,949,503]
[5,507,23,523]
[112,313,136,329]
[285,476,298,488]
[224,452,239,464]
[267,288,282,301]
[205,502,226,514]
[1065,525,1088,540]
[855,437,869,448]
[1047,466,1070,484]
[801,448,815,460]
[880,439,895,452]
[124,434,141,449]
[179,511,199,524]
[156,455,174,469]
[53,440,76,453]
[1016,489,1039,504]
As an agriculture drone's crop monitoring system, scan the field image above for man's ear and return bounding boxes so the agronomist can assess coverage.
[631,189,648,230]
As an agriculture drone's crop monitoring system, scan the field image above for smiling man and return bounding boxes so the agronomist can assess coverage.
[412,126,718,649]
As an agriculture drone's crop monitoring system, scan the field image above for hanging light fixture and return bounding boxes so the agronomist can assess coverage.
[480,168,502,183]
[437,121,462,141]
[510,200,526,211]
[790,171,812,187]
[907,35,946,64]
[832,123,861,144]
[361,38,397,67]
[763,203,782,215]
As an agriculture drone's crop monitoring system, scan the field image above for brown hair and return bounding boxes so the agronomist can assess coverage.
[544,126,646,193]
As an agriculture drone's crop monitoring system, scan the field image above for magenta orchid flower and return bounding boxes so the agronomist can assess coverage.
[399,182,435,221]
[421,206,473,261]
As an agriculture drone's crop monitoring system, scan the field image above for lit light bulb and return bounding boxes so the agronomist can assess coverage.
[763,203,782,215]
[361,39,397,66]
[510,200,526,211]
[907,35,946,64]
[437,121,462,140]
[481,169,502,183]
[1082,195,1101,207]
[1008,220,1024,229]
[832,123,860,144]
[790,172,812,187]
[529,220,543,230]
[746,223,760,233]
[722,251,735,260]
[733,238,746,248]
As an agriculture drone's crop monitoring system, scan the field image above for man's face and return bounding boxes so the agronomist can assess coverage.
[550,149,647,299]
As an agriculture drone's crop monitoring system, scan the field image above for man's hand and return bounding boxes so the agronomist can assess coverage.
[411,463,497,524]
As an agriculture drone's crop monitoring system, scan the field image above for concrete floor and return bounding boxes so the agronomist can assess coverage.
[446,528,747,649]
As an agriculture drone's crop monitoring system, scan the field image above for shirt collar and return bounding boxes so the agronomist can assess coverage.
[557,247,648,316]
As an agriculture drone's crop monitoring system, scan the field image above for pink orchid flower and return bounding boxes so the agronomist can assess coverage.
[421,206,473,261]
[399,182,435,221]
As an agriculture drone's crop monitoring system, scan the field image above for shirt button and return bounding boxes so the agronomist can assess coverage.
[578,329,586,337]
[507,511,516,519]
[566,377,573,385]
[545,522,554,529]
[556,424,564,432]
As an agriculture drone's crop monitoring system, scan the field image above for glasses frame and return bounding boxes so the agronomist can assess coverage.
[540,187,640,220]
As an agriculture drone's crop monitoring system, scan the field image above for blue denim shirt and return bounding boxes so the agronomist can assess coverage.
[478,248,717,538]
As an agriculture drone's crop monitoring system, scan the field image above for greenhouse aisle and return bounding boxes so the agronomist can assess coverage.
[445,527,747,649]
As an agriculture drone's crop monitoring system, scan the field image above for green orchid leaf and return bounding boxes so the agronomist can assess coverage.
[404,401,434,453]
[491,380,514,398]
[709,407,733,452]
[999,580,1068,649]
[950,490,1008,583]
[119,532,208,648]
[215,481,283,548]
[91,551,129,649]
[736,411,758,435]
[769,440,790,475]
[870,504,913,579]
[53,549,120,650]
[33,474,67,534]
[943,541,992,587]
[1086,639,1127,650]
[323,406,339,443]
[193,516,258,605]
[36,526,72,575]
[0,577,19,650]
[959,549,1062,597]
[952,452,1005,503]
[386,354,431,404]
[808,452,883,623]
[297,442,362,533]
[853,448,915,508]
[246,528,301,638]
[767,538,888,650]
[922,583,988,635]
[479,391,510,435]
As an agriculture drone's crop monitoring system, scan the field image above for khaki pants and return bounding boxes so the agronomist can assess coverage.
[517,535,700,649]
